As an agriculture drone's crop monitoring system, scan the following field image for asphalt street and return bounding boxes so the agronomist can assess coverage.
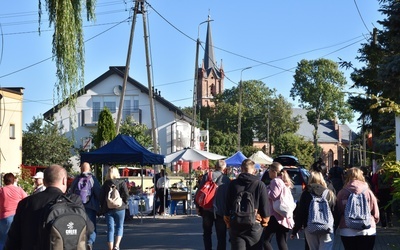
[92,211,400,250]
[93,213,311,250]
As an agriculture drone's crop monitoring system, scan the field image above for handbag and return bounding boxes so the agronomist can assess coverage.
[272,186,296,218]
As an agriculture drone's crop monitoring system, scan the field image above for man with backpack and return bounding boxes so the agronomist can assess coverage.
[69,162,101,250]
[196,160,230,250]
[224,159,270,250]
[5,164,94,250]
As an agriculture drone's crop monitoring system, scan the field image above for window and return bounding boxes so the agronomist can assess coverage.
[123,99,131,121]
[9,124,15,139]
[92,101,101,122]
[104,96,116,113]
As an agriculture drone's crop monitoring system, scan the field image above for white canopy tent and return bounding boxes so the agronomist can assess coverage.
[249,151,273,165]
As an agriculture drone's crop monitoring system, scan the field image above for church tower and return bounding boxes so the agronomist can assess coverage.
[197,16,224,107]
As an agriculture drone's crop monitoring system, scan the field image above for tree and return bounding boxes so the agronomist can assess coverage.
[119,116,152,148]
[93,107,116,148]
[273,133,315,168]
[255,94,300,146]
[22,116,74,167]
[204,80,299,154]
[38,0,95,109]
[290,58,353,160]
[208,130,238,157]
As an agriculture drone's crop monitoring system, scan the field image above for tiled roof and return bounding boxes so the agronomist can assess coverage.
[292,108,353,143]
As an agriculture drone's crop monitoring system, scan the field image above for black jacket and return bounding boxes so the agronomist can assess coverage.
[5,187,92,250]
[291,183,336,235]
[99,179,130,214]
[225,173,269,220]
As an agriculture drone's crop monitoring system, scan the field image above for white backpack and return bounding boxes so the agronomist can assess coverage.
[107,184,123,209]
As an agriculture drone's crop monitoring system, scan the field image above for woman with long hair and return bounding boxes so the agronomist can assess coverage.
[263,162,294,250]
[290,171,336,250]
[336,167,379,250]
[100,166,130,250]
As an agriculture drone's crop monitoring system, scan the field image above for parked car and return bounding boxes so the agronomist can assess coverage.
[260,155,309,202]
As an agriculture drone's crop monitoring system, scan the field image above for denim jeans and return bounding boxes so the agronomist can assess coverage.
[0,215,14,250]
[105,209,125,242]
[86,208,97,245]
[202,209,227,250]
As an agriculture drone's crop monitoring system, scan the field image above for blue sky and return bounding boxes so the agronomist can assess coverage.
[0,1,383,133]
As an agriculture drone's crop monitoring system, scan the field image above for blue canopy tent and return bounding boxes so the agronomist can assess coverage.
[225,151,260,169]
[80,134,164,222]
[80,134,164,165]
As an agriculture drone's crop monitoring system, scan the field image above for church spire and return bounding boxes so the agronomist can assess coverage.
[203,15,216,71]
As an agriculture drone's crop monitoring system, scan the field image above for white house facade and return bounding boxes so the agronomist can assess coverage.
[0,87,24,176]
[44,66,194,166]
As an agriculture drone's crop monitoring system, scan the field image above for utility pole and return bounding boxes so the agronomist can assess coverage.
[114,1,158,154]
[237,67,251,151]
[142,2,158,154]
[115,1,140,134]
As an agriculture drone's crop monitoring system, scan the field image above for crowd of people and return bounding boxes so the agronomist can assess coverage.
[194,158,391,250]
[0,158,394,250]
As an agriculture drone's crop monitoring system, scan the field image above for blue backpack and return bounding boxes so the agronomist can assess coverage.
[307,189,334,234]
[74,175,93,204]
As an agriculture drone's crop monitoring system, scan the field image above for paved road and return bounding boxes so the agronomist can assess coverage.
[92,212,400,250]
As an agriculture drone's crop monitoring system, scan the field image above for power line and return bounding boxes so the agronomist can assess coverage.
[353,0,370,33]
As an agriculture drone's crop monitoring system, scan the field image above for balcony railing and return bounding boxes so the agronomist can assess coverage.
[82,108,142,126]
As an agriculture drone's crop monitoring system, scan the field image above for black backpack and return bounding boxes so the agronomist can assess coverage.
[230,182,257,229]
[39,194,89,250]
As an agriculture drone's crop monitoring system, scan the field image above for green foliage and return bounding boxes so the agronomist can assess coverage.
[93,107,116,148]
[209,130,238,157]
[38,0,95,111]
[17,168,35,195]
[241,145,262,159]
[119,116,152,148]
[22,116,74,166]
[291,58,353,160]
[273,133,315,168]
[204,80,299,150]
[256,94,300,145]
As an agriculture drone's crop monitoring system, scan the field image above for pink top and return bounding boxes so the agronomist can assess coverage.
[0,185,28,219]
[336,179,379,236]
[268,177,295,229]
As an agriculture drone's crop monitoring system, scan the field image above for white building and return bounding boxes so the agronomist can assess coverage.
[0,87,24,175]
[43,66,194,166]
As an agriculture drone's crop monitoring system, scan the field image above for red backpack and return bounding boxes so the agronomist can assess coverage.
[195,172,219,209]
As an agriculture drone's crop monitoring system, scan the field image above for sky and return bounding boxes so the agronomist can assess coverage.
[0,0,384,133]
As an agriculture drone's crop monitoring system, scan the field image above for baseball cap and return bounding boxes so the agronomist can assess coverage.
[33,172,44,179]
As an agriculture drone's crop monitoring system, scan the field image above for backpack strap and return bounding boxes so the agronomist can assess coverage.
[321,189,329,199]
[207,171,213,182]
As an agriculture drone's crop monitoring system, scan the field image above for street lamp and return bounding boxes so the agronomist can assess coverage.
[237,67,252,151]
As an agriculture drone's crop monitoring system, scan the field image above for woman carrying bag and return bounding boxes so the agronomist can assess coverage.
[100,166,130,250]
[263,162,295,250]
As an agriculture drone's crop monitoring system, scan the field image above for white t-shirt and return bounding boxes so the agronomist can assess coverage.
[156,177,170,189]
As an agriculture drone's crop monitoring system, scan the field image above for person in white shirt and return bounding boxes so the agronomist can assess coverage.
[156,169,170,215]
[32,172,46,195]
